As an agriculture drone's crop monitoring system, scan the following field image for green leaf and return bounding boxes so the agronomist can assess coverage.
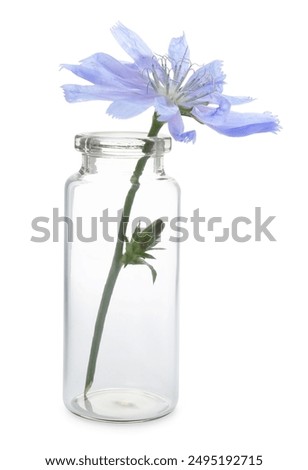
[142,260,157,284]
[121,218,165,283]
[142,253,156,260]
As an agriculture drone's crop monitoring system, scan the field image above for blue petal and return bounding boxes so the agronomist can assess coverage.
[179,61,226,107]
[184,60,225,92]
[61,63,115,86]
[168,34,190,82]
[61,84,125,102]
[193,107,280,136]
[62,55,150,94]
[80,53,135,80]
[222,94,254,105]
[185,91,231,114]
[168,112,196,143]
[154,96,178,121]
[106,98,154,118]
[80,53,152,89]
[111,22,153,66]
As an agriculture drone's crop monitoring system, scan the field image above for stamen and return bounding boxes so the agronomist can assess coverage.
[173,47,188,83]
[151,64,162,90]
[173,62,194,94]
[144,52,219,107]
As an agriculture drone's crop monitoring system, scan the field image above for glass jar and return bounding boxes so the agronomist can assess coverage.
[64,132,180,422]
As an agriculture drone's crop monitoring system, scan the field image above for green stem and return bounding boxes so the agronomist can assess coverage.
[84,113,164,397]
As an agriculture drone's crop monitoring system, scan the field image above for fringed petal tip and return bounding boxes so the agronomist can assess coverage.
[173,129,197,144]
[180,130,197,143]
[59,63,74,70]
[254,111,281,134]
[223,94,255,105]
[265,112,281,134]
[61,84,89,103]
[60,63,83,72]
[61,85,74,103]
[110,21,123,39]
[61,84,113,103]
[110,21,153,63]
[211,60,225,78]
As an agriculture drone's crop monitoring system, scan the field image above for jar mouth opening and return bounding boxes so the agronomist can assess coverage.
[75,132,172,158]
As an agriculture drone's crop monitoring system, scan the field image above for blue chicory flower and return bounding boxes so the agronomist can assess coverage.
[62,23,279,142]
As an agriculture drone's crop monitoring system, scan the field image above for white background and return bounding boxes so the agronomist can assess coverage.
[1,1,307,469]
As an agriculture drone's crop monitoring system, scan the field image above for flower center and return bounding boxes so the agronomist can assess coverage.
[145,55,190,103]
[146,55,216,107]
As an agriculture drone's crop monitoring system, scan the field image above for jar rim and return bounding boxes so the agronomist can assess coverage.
[75,131,172,158]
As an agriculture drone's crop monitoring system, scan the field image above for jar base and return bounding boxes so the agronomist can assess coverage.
[68,388,174,422]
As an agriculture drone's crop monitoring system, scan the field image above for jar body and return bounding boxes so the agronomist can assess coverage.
[63,133,180,422]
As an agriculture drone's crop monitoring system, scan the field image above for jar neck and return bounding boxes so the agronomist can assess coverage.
[75,132,171,177]
[80,153,165,176]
